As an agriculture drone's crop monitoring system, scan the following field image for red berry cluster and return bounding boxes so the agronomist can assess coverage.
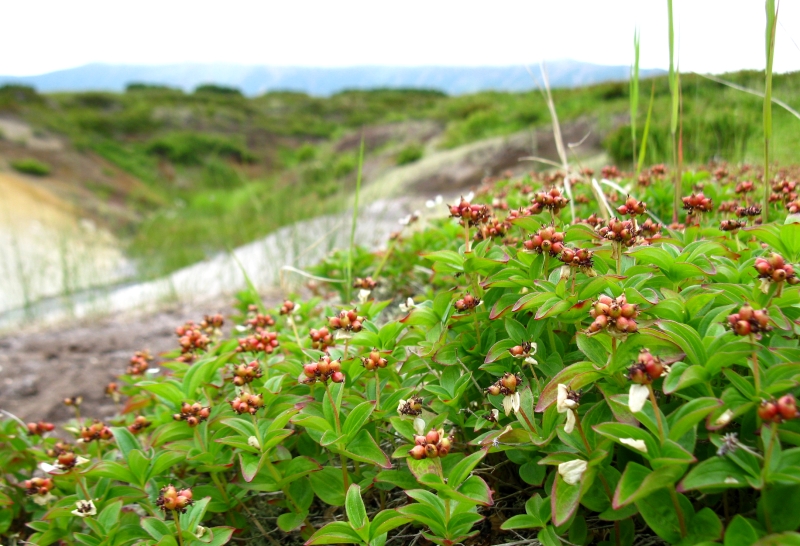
[720,219,747,232]
[602,165,621,179]
[26,421,55,436]
[199,314,224,336]
[523,226,565,256]
[616,195,647,217]
[640,218,662,238]
[758,394,798,423]
[771,179,798,201]
[682,192,713,214]
[46,441,72,459]
[454,293,481,312]
[598,218,640,247]
[236,331,279,354]
[353,277,378,290]
[588,294,639,334]
[530,187,570,215]
[754,253,799,285]
[230,392,265,415]
[156,485,194,513]
[232,360,262,386]
[408,429,454,460]
[486,372,522,396]
[398,395,423,416]
[788,199,800,214]
[735,181,755,194]
[127,351,153,375]
[509,342,534,358]
[173,402,211,427]
[474,217,510,241]
[245,312,275,330]
[736,205,761,218]
[127,416,151,434]
[627,349,664,384]
[362,349,388,371]
[727,305,770,337]
[63,396,83,408]
[449,197,491,227]
[279,300,296,315]
[559,247,594,269]
[55,449,80,470]
[105,382,120,399]
[328,309,365,332]
[713,166,729,180]
[309,327,335,350]
[718,200,739,213]
[24,477,55,497]
[79,420,113,443]
[175,322,211,363]
[580,213,604,228]
[300,355,344,385]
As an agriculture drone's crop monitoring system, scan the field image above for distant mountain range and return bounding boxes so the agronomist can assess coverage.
[0,61,665,96]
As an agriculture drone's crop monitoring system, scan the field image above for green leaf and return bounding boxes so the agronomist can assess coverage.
[636,488,693,544]
[127,449,150,487]
[484,339,518,364]
[447,449,487,490]
[455,475,493,506]
[754,532,800,546]
[678,457,750,492]
[682,507,723,544]
[342,401,375,443]
[110,427,141,460]
[305,521,363,545]
[667,398,722,441]
[142,517,170,540]
[658,320,706,365]
[341,485,367,534]
[138,381,185,409]
[501,514,543,530]
[310,467,346,506]
[663,363,710,394]
[277,511,307,533]
[505,316,528,343]
[551,471,582,526]
[344,429,390,468]
[724,515,763,546]
[370,509,411,538]
[97,500,122,532]
[759,484,800,532]
[537,525,563,546]
[576,333,608,366]
[613,462,685,508]
[424,250,465,273]
[536,362,601,412]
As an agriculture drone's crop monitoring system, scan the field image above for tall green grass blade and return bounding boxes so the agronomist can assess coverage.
[630,28,640,171]
[667,0,681,223]
[344,134,365,304]
[693,72,800,121]
[764,0,778,223]
[637,82,656,176]
[230,251,267,313]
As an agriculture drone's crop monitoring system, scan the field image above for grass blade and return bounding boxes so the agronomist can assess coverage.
[637,82,656,176]
[763,0,778,223]
[344,134,365,304]
[630,28,640,171]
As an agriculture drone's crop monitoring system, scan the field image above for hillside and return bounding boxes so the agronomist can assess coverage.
[0,61,664,95]
[0,69,798,288]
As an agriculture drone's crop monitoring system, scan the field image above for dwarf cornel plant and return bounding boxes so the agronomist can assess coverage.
[4,162,800,546]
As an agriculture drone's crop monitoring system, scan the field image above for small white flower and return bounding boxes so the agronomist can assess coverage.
[759,278,772,294]
[489,408,499,421]
[397,400,407,413]
[334,330,353,341]
[413,418,426,436]
[39,462,56,473]
[399,297,415,313]
[145,368,161,375]
[558,459,588,486]
[628,384,650,413]
[556,384,577,433]
[358,289,371,305]
[71,500,97,517]
[247,436,260,449]
[724,477,739,484]
[425,195,443,208]
[194,526,207,539]
[33,492,56,506]
[620,438,648,453]
[76,456,90,466]
[502,392,521,416]
[715,409,734,426]
[564,409,576,434]
[524,355,538,366]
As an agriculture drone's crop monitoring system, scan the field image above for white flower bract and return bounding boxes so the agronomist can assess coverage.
[71,500,97,517]
[399,297,415,313]
[558,459,588,486]
[358,289,371,305]
[715,409,734,426]
[628,384,650,413]
[503,392,521,416]
[413,417,426,436]
[556,384,577,433]
[620,438,648,453]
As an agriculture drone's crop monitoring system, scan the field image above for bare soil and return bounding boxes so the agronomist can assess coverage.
[0,293,279,424]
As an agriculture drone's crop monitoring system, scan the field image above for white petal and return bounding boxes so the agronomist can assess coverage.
[75,456,90,466]
[490,409,499,421]
[33,492,56,506]
[564,410,576,434]
[413,418,426,436]
[558,459,588,486]
[628,384,650,413]
[39,462,56,473]
[524,356,538,366]
[465,192,475,202]
[358,289,371,304]
[425,200,436,208]
[503,395,515,416]
[620,438,648,453]
[715,410,734,426]
[247,436,260,449]
[397,400,407,413]
[512,392,521,413]
[557,384,569,413]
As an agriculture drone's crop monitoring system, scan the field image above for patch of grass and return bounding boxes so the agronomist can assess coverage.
[10,158,51,176]
[396,143,424,165]
[145,132,255,165]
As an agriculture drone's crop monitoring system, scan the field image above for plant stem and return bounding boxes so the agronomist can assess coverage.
[668,486,688,538]
[614,242,622,275]
[372,239,395,279]
[543,253,550,279]
[517,404,539,435]
[464,222,471,253]
[322,380,349,494]
[573,411,592,454]
[647,385,666,442]
[762,421,779,533]
[344,135,365,304]
[172,510,185,546]
[750,335,762,395]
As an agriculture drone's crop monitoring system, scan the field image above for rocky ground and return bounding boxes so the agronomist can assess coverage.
[0,293,280,424]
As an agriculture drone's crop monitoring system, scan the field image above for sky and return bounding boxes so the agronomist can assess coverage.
[2,0,799,76]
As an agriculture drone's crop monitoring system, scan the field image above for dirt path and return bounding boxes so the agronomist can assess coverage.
[0,293,279,424]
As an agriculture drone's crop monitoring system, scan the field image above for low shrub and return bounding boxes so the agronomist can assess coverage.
[4,164,800,545]
[396,143,424,166]
[145,132,255,165]
[10,157,51,176]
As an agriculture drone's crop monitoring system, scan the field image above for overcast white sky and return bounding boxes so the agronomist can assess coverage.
[2,0,799,76]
